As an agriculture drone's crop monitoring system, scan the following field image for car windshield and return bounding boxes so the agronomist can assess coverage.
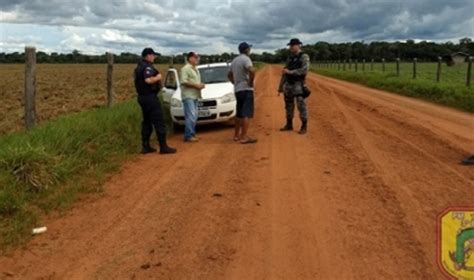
[198,66,229,84]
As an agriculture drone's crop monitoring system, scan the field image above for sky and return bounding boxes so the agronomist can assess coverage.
[1,0,473,55]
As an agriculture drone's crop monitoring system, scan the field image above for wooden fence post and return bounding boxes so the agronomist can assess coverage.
[382,58,385,72]
[362,59,366,72]
[343,60,346,71]
[371,59,374,71]
[106,52,114,107]
[396,58,400,76]
[467,56,472,87]
[24,46,37,130]
[413,58,417,79]
[349,59,352,70]
[436,56,442,83]
[337,60,341,70]
[355,59,358,72]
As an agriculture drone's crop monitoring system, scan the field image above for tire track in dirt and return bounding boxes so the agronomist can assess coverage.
[0,65,472,280]
[318,80,473,181]
[314,75,473,148]
[319,81,435,276]
[225,66,351,279]
[306,76,434,278]
[307,73,473,279]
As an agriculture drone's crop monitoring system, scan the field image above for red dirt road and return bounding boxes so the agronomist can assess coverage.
[1,65,473,279]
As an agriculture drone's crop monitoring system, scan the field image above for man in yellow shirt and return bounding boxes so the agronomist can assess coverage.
[180,52,205,142]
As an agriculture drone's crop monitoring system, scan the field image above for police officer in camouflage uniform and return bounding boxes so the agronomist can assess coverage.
[278,38,310,135]
[134,48,176,154]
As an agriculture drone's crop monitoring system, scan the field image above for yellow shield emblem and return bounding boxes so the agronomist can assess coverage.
[438,207,474,279]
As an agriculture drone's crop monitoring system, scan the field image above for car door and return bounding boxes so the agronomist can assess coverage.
[162,68,179,105]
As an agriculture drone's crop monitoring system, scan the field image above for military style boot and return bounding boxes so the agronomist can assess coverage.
[299,120,307,135]
[280,118,293,131]
[462,155,474,165]
[158,134,177,154]
[141,141,157,154]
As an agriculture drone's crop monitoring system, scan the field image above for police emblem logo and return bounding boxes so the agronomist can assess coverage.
[438,207,474,279]
[145,67,153,75]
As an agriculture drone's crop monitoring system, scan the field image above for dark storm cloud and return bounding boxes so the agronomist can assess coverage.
[1,0,473,54]
[225,0,473,43]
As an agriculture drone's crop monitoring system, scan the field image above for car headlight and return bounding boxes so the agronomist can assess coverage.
[221,92,235,104]
[171,98,182,108]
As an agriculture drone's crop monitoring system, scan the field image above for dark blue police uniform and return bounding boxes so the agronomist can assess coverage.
[134,48,176,154]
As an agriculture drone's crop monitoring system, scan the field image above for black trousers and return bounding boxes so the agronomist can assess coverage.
[137,94,167,144]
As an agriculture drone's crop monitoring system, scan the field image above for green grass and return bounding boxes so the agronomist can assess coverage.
[0,62,262,251]
[254,61,266,70]
[312,62,474,112]
[0,99,176,251]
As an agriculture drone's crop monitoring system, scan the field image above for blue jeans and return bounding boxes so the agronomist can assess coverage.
[183,98,198,140]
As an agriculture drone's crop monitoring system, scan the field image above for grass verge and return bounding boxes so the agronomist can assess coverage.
[0,98,173,251]
[0,62,263,251]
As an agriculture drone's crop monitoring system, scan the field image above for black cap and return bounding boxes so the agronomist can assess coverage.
[187,52,199,60]
[238,42,252,53]
[287,38,303,46]
[141,48,160,57]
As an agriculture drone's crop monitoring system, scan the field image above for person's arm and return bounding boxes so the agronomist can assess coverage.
[181,67,204,89]
[144,66,161,84]
[248,67,255,88]
[145,74,161,84]
[246,58,255,87]
[181,81,204,89]
[228,70,234,84]
[284,54,310,76]
[279,59,289,95]
[278,73,286,95]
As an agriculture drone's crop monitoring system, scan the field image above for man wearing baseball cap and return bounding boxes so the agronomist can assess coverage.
[278,38,311,135]
[228,42,257,144]
[180,52,205,142]
[134,47,177,154]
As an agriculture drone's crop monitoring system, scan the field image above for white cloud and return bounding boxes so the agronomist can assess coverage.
[0,11,18,21]
[101,30,136,44]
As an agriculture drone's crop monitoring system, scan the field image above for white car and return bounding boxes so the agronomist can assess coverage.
[161,63,236,125]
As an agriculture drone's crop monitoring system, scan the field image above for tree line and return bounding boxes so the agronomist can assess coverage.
[1,38,472,64]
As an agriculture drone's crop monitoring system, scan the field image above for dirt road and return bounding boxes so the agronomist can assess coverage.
[1,65,473,279]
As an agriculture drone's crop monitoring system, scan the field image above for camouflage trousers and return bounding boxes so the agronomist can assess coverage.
[283,82,308,121]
